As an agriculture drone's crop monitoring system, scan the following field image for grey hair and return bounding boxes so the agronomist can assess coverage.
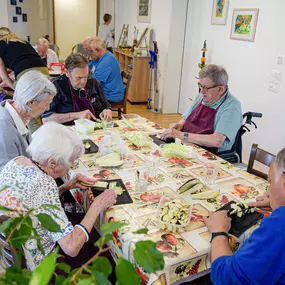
[36,37,49,48]
[27,122,84,166]
[276,148,285,170]
[14,70,56,111]
[199,64,229,88]
[87,37,106,51]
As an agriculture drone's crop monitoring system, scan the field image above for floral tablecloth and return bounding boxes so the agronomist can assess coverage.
[69,117,270,285]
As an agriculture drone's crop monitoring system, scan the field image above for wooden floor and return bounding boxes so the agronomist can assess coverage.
[118,102,181,128]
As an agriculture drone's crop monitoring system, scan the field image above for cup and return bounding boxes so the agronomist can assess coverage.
[135,168,149,192]
[103,121,114,136]
[144,155,160,177]
[123,153,136,168]
[203,163,218,185]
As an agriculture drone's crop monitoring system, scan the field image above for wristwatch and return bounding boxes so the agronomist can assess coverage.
[183,132,189,142]
[210,232,229,243]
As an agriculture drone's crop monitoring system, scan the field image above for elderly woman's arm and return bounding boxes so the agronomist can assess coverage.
[0,58,14,90]
[57,189,116,257]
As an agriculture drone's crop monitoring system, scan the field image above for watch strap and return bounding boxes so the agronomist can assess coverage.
[210,232,229,243]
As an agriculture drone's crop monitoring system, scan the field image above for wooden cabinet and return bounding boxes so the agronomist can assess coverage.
[113,49,150,103]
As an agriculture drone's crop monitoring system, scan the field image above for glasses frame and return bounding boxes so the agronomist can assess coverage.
[197,82,222,92]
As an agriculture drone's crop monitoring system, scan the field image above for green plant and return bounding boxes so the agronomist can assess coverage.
[0,187,165,285]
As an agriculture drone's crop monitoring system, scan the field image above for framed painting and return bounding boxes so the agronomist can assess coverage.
[230,8,259,42]
[211,0,230,25]
[22,13,27,22]
[16,6,22,15]
[137,0,152,23]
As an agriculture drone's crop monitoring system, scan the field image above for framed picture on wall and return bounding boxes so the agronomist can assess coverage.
[16,6,22,15]
[137,0,152,23]
[12,16,18,23]
[230,8,259,42]
[10,0,17,5]
[211,0,230,25]
[22,13,27,22]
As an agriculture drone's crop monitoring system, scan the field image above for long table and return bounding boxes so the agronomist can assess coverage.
[69,117,270,285]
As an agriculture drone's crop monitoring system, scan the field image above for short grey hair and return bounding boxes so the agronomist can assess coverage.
[87,37,106,51]
[14,70,56,111]
[36,37,49,48]
[276,148,285,170]
[27,122,84,166]
[199,64,229,88]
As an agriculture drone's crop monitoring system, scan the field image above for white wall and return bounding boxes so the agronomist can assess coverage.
[179,0,285,161]
[100,0,115,29]
[115,0,173,110]
[6,0,49,44]
[0,0,8,27]
[54,0,97,60]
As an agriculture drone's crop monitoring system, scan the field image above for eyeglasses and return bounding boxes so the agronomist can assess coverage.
[197,82,221,92]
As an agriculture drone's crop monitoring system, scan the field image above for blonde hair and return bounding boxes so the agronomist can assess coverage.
[86,37,106,51]
[36,37,49,48]
[0,27,25,43]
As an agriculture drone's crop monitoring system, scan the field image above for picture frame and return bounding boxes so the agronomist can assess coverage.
[230,8,259,42]
[137,0,152,23]
[16,6,22,15]
[211,0,230,25]
[12,16,18,23]
[10,0,17,5]
[19,0,23,2]
[22,13,27,22]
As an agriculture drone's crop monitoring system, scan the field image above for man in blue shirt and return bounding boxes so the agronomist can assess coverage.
[84,37,124,103]
[203,148,285,285]
[160,64,242,153]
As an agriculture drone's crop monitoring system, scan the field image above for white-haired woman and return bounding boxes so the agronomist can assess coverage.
[0,70,56,170]
[0,122,117,276]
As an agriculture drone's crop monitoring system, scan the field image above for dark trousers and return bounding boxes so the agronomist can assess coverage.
[107,47,114,53]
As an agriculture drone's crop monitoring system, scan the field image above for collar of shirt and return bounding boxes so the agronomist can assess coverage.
[4,101,29,136]
[202,89,229,108]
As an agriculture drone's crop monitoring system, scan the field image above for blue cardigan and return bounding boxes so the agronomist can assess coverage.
[211,206,285,285]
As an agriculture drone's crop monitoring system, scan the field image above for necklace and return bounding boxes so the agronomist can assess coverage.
[30,158,48,175]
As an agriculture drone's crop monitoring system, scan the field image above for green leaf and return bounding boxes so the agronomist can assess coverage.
[36,213,61,233]
[0,218,17,234]
[133,241,164,274]
[92,256,112,278]
[9,223,32,248]
[115,258,140,285]
[31,228,44,255]
[0,205,18,212]
[77,278,95,285]
[29,249,59,285]
[0,185,9,192]
[57,263,71,274]
[101,221,127,235]
[94,233,113,249]
[24,216,33,228]
[132,228,148,235]
[93,271,111,285]
[41,204,60,211]
[55,275,66,285]
[5,266,30,285]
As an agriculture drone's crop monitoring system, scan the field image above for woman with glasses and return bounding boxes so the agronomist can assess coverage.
[42,53,112,125]
[160,64,242,154]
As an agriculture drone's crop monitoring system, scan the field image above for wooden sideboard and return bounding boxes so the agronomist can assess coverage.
[113,49,150,103]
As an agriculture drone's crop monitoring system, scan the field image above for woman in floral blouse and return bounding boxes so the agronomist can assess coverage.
[0,122,117,271]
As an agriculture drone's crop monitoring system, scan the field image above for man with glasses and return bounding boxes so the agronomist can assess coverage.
[160,64,242,153]
[84,37,124,103]
[42,53,112,125]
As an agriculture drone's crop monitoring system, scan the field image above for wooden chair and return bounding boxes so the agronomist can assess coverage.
[247,143,276,180]
[111,71,132,119]
[0,215,20,269]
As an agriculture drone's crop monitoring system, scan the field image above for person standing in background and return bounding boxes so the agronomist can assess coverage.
[98,14,114,53]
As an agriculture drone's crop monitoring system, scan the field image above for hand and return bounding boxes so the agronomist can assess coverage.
[66,174,97,190]
[160,127,183,140]
[248,189,271,209]
[92,189,117,212]
[169,123,182,130]
[75,110,96,121]
[203,211,231,233]
[99,109,112,121]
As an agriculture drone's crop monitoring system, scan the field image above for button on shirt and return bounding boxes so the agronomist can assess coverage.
[182,91,242,152]
[89,51,125,103]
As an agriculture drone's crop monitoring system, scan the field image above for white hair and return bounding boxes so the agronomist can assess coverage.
[14,70,56,111]
[27,122,84,166]
[36,37,49,48]
[87,37,106,51]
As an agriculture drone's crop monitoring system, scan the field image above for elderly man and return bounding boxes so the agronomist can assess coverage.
[42,53,112,125]
[34,37,59,66]
[0,70,56,169]
[160,64,242,153]
[203,148,285,284]
[85,37,124,103]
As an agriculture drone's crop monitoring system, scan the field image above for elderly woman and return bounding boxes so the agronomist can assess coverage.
[0,70,56,169]
[0,27,48,90]
[0,122,117,274]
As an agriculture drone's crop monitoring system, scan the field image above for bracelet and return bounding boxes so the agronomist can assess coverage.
[210,232,229,243]
[75,224,90,242]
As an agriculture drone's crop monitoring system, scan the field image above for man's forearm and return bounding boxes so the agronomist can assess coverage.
[42,112,76,124]
[211,236,232,262]
[182,132,226,148]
